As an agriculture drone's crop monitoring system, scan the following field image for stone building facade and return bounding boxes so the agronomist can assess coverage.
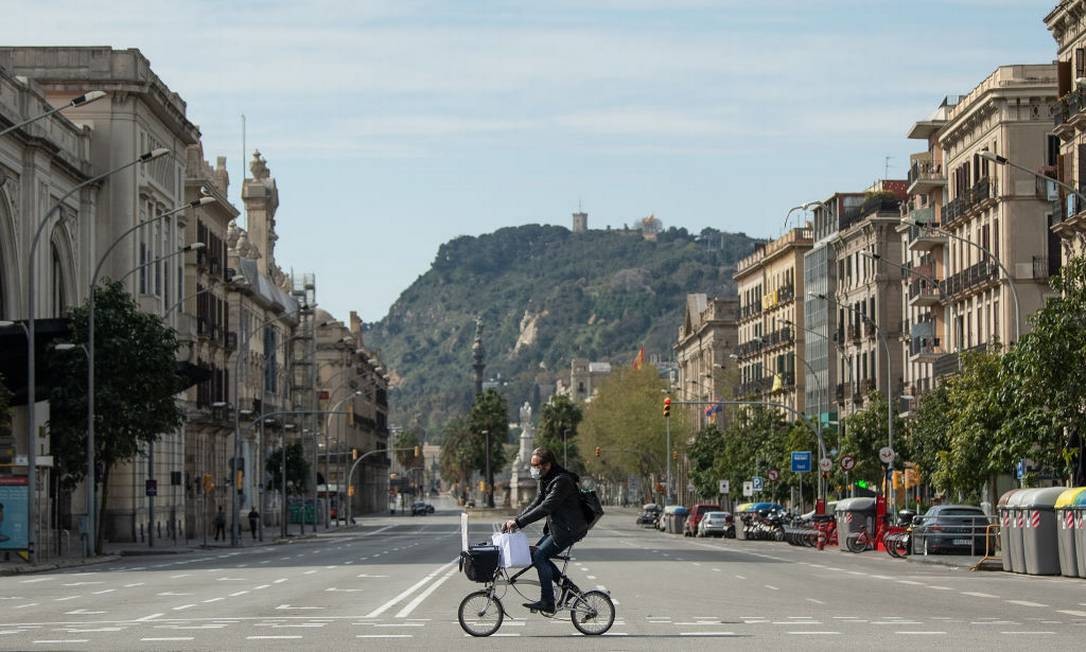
[673,294,739,429]
[734,227,812,415]
[1046,4,1086,259]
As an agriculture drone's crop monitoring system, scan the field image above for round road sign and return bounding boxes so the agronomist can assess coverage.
[840,455,855,471]
[818,457,833,472]
[879,446,896,465]
[767,468,780,482]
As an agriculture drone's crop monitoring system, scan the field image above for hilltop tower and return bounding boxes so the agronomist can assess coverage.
[572,211,588,233]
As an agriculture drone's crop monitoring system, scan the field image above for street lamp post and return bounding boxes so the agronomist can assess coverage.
[324,390,361,528]
[26,147,170,561]
[562,428,570,467]
[909,217,1021,344]
[87,195,211,554]
[482,429,493,508]
[232,303,309,546]
[810,292,896,510]
[0,90,107,138]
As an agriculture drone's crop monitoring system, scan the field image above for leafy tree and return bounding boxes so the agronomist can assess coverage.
[536,394,583,470]
[469,389,509,504]
[47,281,185,553]
[580,366,692,494]
[265,441,310,495]
[900,383,951,491]
[936,347,1006,499]
[394,428,423,469]
[1000,255,1086,485]
[688,424,725,498]
[839,390,903,489]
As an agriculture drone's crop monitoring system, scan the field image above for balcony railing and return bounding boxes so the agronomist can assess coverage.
[908,278,941,304]
[908,162,946,189]
[1054,88,1086,128]
[942,177,992,227]
[940,260,997,296]
[864,321,878,339]
[910,336,943,358]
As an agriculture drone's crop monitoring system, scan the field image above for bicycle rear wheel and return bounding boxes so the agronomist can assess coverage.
[569,590,615,635]
[846,532,868,553]
[458,590,504,637]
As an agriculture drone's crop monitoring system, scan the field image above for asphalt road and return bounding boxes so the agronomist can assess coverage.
[1,504,1084,650]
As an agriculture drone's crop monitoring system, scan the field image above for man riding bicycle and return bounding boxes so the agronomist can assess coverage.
[503,447,588,614]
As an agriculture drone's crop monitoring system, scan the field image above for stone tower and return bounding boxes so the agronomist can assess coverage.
[572,211,588,233]
[472,318,486,396]
[242,150,280,277]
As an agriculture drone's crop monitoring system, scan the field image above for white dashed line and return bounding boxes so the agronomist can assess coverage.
[961,592,998,599]
[1007,601,1047,608]
[764,585,779,591]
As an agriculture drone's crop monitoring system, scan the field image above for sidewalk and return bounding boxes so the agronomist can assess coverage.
[0,516,383,576]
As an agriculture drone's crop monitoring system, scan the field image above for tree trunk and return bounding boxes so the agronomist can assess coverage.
[95,464,111,555]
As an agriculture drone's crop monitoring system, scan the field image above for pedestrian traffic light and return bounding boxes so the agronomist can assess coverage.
[594,446,601,458]
[663,397,671,418]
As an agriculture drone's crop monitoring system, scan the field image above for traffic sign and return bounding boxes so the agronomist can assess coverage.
[742,481,753,497]
[818,457,833,472]
[752,476,764,492]
[145,479,158,497]
[879,447,896,465]
[840,455,856,471]
[767,468,779,482]
[718,480,730,494]
[790,451,812,473]
[1016,460,1025,480]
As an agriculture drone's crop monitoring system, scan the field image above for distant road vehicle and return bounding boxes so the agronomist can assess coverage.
[697,511,735,538]
[412,501,435,516]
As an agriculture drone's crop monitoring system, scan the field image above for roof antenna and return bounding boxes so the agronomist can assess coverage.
[884,155,893,180]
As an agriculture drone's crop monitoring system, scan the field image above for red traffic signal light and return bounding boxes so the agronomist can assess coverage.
[663,397,672,418]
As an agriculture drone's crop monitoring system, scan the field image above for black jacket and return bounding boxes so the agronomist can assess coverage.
[514,465,588,549]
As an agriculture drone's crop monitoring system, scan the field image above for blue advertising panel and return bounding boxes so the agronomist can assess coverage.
[790,451,812,473]
[0,476,29,550]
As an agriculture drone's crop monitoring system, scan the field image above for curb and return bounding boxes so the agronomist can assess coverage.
[0,554,121,577]
[904,554,982,570]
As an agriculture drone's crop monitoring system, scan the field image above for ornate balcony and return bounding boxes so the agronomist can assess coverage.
[908,278,941,307]
[907,161,947,195]
[905,210,945,252]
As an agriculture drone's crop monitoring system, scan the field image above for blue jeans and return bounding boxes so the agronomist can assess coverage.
[533,535,563,606]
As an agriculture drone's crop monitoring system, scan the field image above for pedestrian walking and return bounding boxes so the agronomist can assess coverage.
[213,505,226,541]
[248,507,259,540]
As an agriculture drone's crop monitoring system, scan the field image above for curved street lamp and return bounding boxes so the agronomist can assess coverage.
[0,90,107,138]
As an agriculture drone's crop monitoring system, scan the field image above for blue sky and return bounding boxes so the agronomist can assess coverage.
[7,0,1057,323]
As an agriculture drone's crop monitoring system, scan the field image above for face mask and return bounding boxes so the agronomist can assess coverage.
[530,466,542,480]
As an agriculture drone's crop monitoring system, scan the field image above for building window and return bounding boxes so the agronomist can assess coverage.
[51,243,65,317]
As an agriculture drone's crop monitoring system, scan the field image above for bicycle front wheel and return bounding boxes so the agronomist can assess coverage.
[569,590,615,635]
[846,532,867,553]
[458,590,504,637]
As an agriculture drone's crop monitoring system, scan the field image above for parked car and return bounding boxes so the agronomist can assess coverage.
[683,503,721,537]
[637,503,661,526]
[697,511,735,538]
[411,501,435,516]
[911,505,992,555]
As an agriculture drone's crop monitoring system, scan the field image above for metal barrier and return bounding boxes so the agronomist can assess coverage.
[970,523,1004,571]
[911,513,998,557]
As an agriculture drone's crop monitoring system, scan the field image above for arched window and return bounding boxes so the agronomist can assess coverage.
[51,242,66,317]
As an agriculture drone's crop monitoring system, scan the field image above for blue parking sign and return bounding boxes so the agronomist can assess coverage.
[790,451,812,473]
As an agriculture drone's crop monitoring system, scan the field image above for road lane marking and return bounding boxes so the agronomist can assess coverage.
[364,559,458,618]
[764,585,779,591]
[679,632,737,636]
[806,598,825,604]
[897,631,946,635]
[274,578,288,584]
[142,638,194,642]
[90,589,115,595]
[19,578,55,584]
[135,613,165,622]
[14,603,39,609]
[897,580,923,585]
[1001,631,1055,635]
[33,640,89,644]
[247,635,303,639]
[928,586,953,591]
[172,604,197,611]
[961,592,998,599]
[1058,609,1086,617]
[358,634,413,638]
[1007,601,1047,608]
[229,591,251,597]
[395,568,457,618]
[202,598,224,603]
[54,596,81,601]
[788,632,839,635]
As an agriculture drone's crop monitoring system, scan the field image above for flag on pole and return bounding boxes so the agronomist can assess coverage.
[632,346,645,370]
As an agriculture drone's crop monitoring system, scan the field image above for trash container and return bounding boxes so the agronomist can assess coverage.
[834,497,875,551]
[997,489,1020,572]
[1055,488,1085,578]
[1006,489,1029,573]
[1022,487,1065,576]
[671,507,688,534]
[1074,489,1086,578]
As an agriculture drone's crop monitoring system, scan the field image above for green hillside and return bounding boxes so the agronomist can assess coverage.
[366,224,761,437]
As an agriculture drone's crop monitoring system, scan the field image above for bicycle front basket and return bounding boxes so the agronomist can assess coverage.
[460,544,500,583]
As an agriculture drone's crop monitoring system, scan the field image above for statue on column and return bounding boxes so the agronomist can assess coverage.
[510,401,537,507]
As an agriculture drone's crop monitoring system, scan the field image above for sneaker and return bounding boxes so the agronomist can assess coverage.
[522,600,555,614]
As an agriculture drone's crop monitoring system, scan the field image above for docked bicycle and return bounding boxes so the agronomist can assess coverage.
[457,538,615,637]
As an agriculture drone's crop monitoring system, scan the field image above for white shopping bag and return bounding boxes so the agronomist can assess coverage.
[490,531,532,568]
[461,512,469,552]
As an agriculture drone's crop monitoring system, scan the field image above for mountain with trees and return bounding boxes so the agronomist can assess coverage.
[366,223,762,437]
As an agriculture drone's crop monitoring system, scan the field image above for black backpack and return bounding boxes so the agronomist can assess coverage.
[579,488,604,529]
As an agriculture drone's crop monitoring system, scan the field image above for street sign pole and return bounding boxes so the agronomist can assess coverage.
[665,416,672,504]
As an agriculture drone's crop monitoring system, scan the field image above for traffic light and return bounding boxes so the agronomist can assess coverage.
[663,397,672,418]
[594,446,601,458]
[352,448,359,460]
[413,445,421,458]
[672,450,679,461]
[856,480,870,489]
